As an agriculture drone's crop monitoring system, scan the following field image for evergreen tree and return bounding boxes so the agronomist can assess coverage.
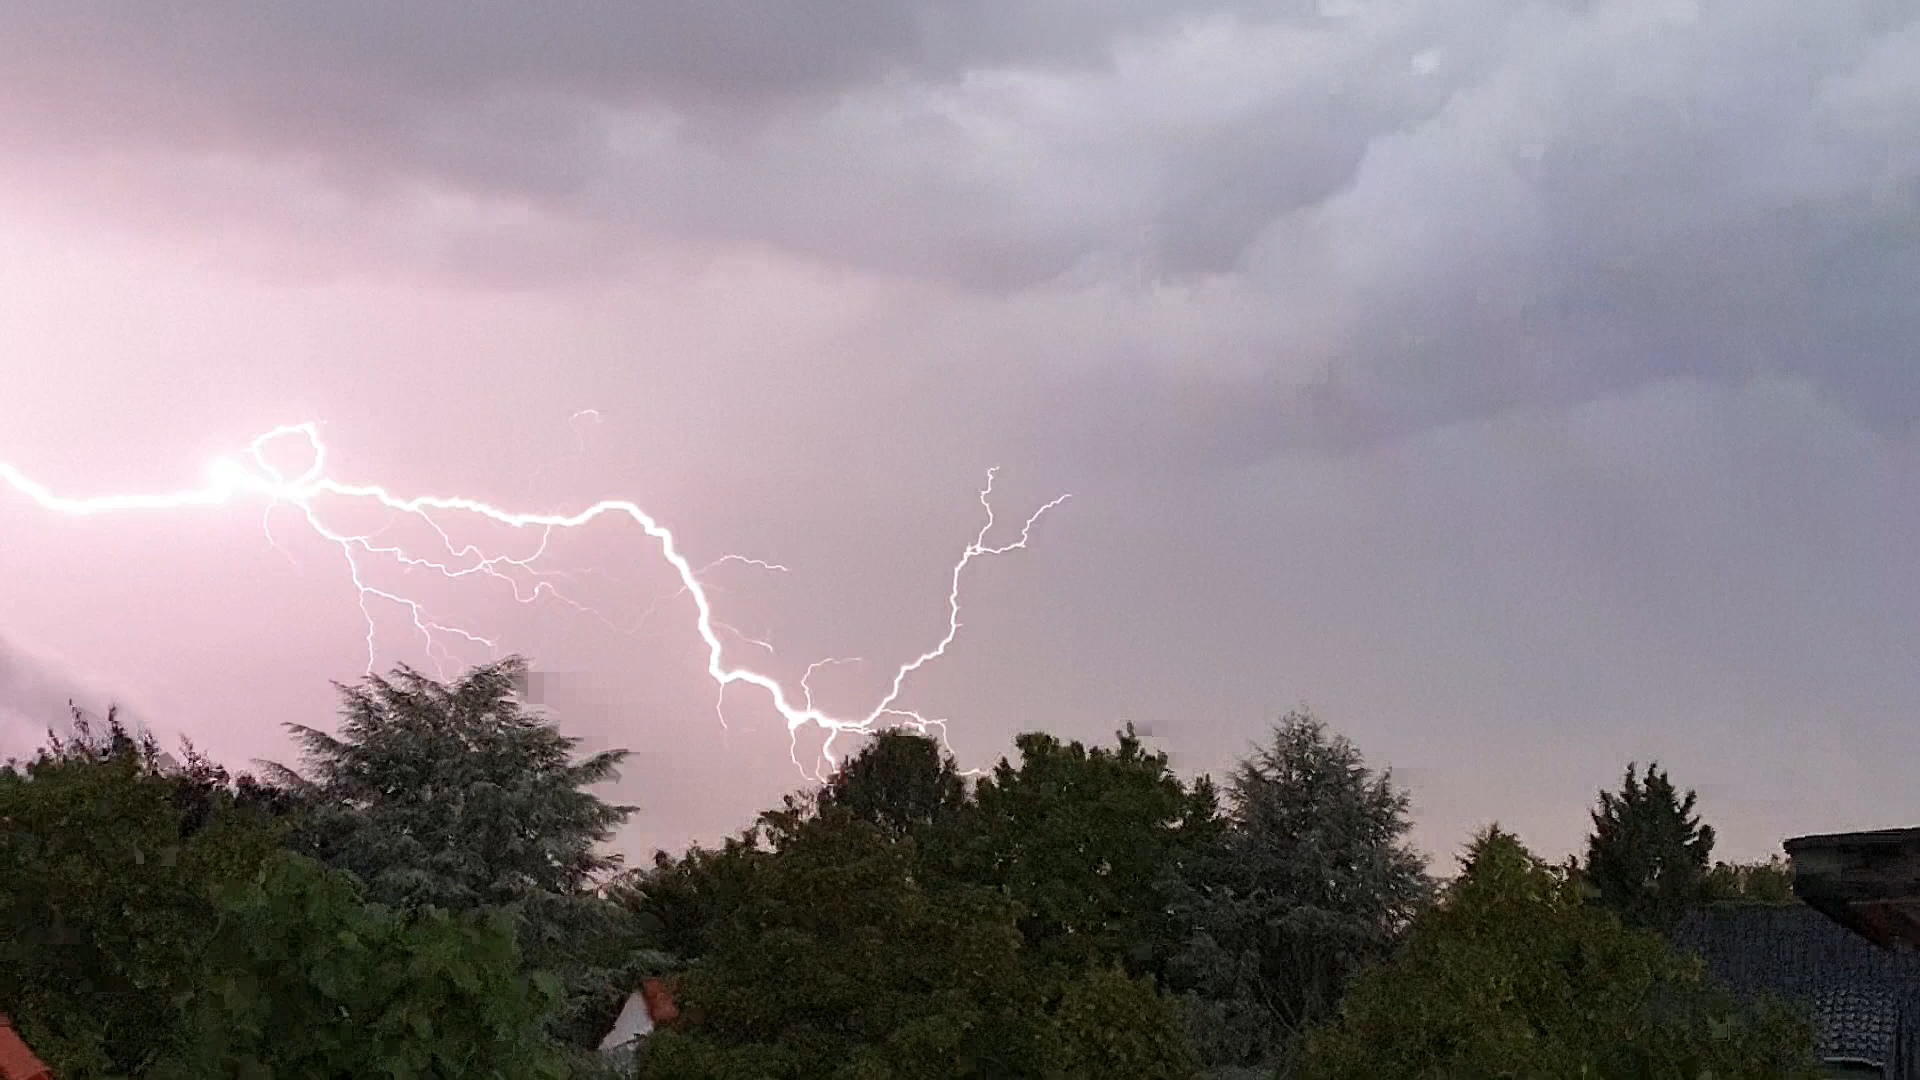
[1583,762,1716,932]
[270,656,648,1048]
[1165,710,1430,1072]
[275,657,632,909]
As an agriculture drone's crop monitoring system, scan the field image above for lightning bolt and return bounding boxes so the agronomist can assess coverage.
[1,421,1070,775]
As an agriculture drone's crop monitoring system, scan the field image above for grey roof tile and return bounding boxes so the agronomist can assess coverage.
[1672,903,1920,1076]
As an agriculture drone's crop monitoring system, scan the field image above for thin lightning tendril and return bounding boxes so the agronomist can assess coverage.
[1,422,1070,775]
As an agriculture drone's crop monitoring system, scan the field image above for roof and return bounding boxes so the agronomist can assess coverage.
[1672,904,1920,1071]
[597,992,655,1055]
[1785,827,1920,952]
[0,1015,52,1080]
[1786,827,1920,851]
[597,977,681,1062]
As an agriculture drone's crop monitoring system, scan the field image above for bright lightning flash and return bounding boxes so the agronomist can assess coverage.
[1,422,1070,776]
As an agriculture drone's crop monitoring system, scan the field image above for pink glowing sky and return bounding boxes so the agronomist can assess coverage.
[5,2,1920,865]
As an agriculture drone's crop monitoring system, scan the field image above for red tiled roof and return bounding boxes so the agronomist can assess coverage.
[0,1015,52,1080]
[641,977,680,1026]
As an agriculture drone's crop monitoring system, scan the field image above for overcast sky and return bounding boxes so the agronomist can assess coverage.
[3,0,1918,865]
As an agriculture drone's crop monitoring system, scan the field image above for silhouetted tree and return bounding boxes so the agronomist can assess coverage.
[630,732,971,974]
[623,831,768,966]
[639,802,1200,1079]
[814,728,969,843]
[2,722,283,1073]
[1583,762,1716,932]
[967,726,1226,979]
[38,702,297,836]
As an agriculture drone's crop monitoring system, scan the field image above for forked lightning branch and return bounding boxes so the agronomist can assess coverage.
[1,421,1070,775]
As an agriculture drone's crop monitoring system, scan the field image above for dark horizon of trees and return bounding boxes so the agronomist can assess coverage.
[3,655,1819,1079]
[28,708,1807,889]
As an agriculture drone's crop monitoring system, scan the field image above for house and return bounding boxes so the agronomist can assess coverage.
[596,977,681,1070]
[1671,827,1920,1079]
[0,1015,53,1080]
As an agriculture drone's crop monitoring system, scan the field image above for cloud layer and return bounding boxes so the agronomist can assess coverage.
[4,1,1915,464]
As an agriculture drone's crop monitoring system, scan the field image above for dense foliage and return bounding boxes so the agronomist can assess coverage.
[640,809,1096,1078]
[1296,827,1819,1079]
[1704,855,1797,904]
[1,714,282,1074]
[169,852,573,1078]
[274,657,657,1047]
[3,661,1826,1078]
[0,707,570,1078]
[965,727,1224,980]
[633,728,1208,1078]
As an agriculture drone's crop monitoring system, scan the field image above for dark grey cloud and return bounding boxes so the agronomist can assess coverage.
[1,0,1917,464]
[0,1,1238,109]
[0,0,1256,189]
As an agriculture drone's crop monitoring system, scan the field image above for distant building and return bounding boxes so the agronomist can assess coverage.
[1671,826,1920,1079]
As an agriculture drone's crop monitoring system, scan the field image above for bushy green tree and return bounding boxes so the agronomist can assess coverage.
[1704,855,1796,904]
[273,657,650,1045]
[641,805,1201,1080]
[1295,827,1819,1079]
[967,726,1225,978]
[1165,711,1430,1071]
[2,717,573,1078]
[635,730,1207,1078]
[1053,968,1204,1080]
[29,703,297,831]
[815,728,970,844]
[1583,763,1716,932]
[624,828,769,966]
[164,852,571,1079]
[637,807,1057,1079]
[626,730,973,975]
[0,718,284,1074]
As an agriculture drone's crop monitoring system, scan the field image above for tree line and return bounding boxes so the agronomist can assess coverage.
[1,656,1819,1078]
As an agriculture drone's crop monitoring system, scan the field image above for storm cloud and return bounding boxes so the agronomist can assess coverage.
[2,1,1915,459]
